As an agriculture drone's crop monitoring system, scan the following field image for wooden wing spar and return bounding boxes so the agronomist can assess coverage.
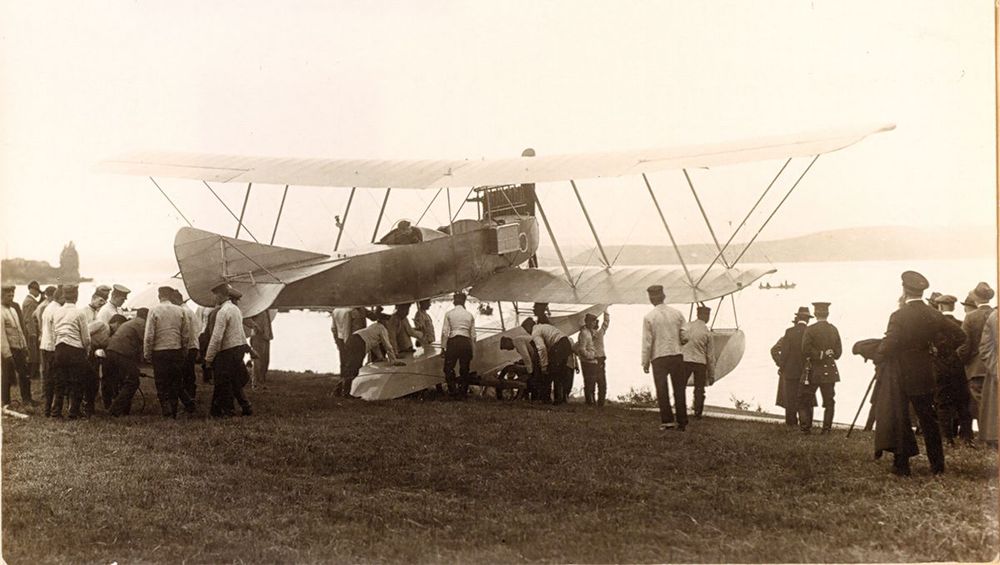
[98,124,894,190]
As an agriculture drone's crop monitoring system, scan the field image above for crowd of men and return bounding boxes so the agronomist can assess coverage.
[0,280,266,420]
[771,271,998,477]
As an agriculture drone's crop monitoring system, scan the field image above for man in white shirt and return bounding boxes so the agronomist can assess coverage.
[577,311,610,407]
[530,317,573,404]
[341,313,399,397]
[641,285,689,431]
[441,292,476,397]
[96,284,131,325]
[2,284,33,407]
[682,305,715,419]
[52,285,92,419]
[331,307,353,376]
[205,283,248,417]
[144,286,193,418]
[169,288,202,405]
[82,293,106,324]
[37,286,63,416]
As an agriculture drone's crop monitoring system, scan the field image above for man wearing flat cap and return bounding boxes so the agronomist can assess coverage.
[205,283,248,416]
[877,271,965,476]
[800,302,842,434]
[641,284,689,430]
[143,286,193,418]
[929,294,974,446]
[957,281,996,434]
[771,307,812,427]
[682,305,714,419]
[97,284,130,325]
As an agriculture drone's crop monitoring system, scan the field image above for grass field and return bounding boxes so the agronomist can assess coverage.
[3,371,998,564]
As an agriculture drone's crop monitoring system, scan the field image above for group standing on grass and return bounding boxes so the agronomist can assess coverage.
[0,280,265,420]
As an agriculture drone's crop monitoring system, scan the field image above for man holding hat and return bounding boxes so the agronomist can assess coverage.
[577,310,610,406]
[21,281,42,381]
[957,282,995,430]
[97,284,130,325]
[682,305,714,419]
[143,286,193,418]
[930,294,974,446]
[800,302,842,434]
[877,271,965,475]
[441,292,476,398]
[2,284,33,407]
[205,283,248,416]
[771,307,812,427]
[641,284,689,430]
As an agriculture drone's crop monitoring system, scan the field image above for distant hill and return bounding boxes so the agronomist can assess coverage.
[565,226,996,266]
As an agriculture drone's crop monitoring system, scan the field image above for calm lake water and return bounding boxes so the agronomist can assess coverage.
[20,257,995,424]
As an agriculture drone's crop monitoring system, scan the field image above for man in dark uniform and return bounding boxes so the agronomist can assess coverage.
[877,271,965,476]
[22,281,42,380]
[930,294,974,446]
[800,302,842,434]
[770,306,812,427]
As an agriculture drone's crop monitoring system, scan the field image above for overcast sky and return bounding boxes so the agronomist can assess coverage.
[1,1,995,276]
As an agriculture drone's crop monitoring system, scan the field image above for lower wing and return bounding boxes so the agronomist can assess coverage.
[469,266,775,304]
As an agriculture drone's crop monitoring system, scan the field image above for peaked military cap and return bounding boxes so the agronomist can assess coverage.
[901,270,929,292]
[112,284,131,295]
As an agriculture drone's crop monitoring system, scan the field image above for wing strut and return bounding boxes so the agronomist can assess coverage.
[694,158,790,286]
[534,192,576,288]
[235,183,253,239]
[683,169,729,268]
[733,155,820,265]
[149,177,193,227]
[641,173,694,294]
[416,188,443,224]
[202,181,260,243]
[570,180,610,268]
[270,185,290,245]
[335,187,356,251]
[371,188,392,243]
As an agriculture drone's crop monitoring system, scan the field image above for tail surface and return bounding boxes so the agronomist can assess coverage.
[174,227,345,317]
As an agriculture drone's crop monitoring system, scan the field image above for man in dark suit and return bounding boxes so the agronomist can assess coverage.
[770,306,812,427]
[957,282,995,429]
[801,302,842,434]
[877,271,966,476]
[930,294,974,446]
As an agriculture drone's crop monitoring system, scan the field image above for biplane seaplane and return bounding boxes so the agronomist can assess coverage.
[100,123,893,400]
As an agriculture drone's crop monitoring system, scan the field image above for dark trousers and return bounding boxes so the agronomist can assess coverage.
[100,356,122,411]
[232,360,252,415]
[582,358,606,406]
[548,337,573,404]
[652,355,687,426]
[210,347,242,416]
[182,348,198,401]
[444,335,473,396]
[685,361,707,416]
[341,334,367,396]
[108,351,141,416]
[2,348,32,405]
[53,343,90,418]
[82,353,101,415]
[334,337,347,376]
[895,392,945,473]
[783,379,802,427]
[799,382,836,432]
[40,349,58,416]
[936,372,973,443]
[152,349,193,418]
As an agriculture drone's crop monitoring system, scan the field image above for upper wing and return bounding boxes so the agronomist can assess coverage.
[98,124,894,189]
[469,265,776,305]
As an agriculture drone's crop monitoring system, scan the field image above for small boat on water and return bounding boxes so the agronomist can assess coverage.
[759,281,796,290]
